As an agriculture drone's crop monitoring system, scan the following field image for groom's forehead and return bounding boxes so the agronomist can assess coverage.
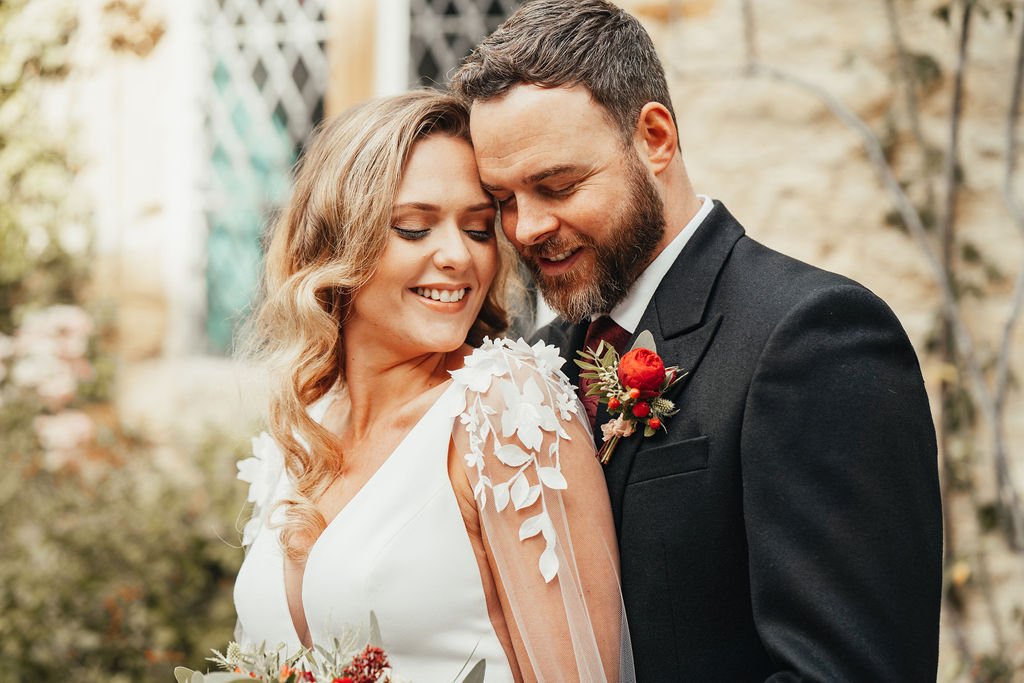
[473,84,603,118]
[468,85,613,149]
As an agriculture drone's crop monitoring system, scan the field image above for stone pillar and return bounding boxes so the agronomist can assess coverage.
[325,0,377,117]
[616,0,717,22]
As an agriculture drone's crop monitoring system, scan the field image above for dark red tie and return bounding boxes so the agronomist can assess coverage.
[579,316,631,429]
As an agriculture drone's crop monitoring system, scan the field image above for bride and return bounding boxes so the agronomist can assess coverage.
[233,91,631,682]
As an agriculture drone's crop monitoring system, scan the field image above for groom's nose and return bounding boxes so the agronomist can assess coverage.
[511,199,559,247]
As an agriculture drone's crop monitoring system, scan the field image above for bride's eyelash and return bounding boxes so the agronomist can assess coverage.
[392,227,428,240]
[392,227,494,242]
[465,229,493,242]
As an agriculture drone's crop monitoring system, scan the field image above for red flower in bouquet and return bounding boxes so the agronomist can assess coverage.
[341,645,390,683]
[617,348,666,398]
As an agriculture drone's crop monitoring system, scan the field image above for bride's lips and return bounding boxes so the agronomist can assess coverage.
[533,246,584,277]
[409,284,472,312]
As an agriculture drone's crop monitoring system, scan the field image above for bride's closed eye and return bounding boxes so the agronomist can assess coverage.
[392,227,429,240]
[462,222,495,242]
[391,226,495,242]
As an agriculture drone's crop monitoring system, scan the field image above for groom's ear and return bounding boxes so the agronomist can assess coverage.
[634,102,678,176]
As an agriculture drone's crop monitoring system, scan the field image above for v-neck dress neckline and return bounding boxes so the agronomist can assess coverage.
[232,381,515,681]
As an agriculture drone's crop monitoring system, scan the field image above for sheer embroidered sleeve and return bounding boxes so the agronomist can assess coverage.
[450,338,634,682]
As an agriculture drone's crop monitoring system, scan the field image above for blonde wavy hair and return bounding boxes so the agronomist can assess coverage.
[240,91,512,561]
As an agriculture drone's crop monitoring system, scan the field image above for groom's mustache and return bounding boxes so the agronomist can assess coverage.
[522,236,596,267]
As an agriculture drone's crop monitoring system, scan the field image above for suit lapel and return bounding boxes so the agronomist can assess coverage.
[600,202,745,528]
[561,320,589,389]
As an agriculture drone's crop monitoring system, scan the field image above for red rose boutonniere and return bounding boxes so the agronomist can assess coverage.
[575,331,688,464]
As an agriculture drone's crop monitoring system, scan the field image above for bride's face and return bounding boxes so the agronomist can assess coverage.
[346,134,499,356]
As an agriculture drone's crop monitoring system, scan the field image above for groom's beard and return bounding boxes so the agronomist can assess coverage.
[524,158,665,323]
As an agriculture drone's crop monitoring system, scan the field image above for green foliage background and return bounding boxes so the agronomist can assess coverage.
[0,435,247,681]
[0,1,246,679]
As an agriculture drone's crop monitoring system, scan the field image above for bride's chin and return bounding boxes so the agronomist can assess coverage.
[407,330,474,356]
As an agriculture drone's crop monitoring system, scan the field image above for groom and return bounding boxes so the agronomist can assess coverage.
[451,1,942,680]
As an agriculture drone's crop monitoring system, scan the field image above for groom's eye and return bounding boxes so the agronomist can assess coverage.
[544,183,576,198]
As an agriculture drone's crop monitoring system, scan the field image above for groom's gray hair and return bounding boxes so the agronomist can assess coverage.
[449,0,677,144]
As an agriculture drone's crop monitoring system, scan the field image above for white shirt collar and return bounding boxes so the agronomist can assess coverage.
[607,195,714,334]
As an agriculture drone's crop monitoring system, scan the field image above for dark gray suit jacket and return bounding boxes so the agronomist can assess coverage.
[531,202,942,682]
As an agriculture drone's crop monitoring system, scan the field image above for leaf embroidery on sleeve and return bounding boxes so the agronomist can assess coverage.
[450,338,581,583]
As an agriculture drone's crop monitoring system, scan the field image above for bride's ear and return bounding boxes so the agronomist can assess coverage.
[634,102,677,176]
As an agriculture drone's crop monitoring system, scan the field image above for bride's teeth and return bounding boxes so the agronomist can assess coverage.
[414,287,467,302]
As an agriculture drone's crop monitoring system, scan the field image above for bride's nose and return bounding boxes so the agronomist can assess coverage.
[432,225,473,271]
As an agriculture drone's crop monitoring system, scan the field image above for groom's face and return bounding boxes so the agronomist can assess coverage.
[470,85,665,322]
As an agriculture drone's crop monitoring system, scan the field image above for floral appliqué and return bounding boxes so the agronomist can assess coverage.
[449,338,580,583]
[236,431,286,547]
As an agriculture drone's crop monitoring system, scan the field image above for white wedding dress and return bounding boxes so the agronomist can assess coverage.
[233,339,628,682]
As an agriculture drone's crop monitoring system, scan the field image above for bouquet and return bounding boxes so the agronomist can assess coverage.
[174,613,485,683]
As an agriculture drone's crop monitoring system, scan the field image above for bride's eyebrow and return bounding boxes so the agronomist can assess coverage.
[393,202,440,212]
[394,201,494,211]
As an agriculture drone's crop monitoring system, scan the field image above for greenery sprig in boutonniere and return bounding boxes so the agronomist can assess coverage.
[575,331,687,465]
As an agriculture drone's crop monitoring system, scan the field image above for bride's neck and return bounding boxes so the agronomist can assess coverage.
[339,343,455,438]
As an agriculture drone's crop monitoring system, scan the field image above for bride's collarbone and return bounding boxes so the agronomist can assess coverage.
[326,377,449,443]
[315,380,449,516]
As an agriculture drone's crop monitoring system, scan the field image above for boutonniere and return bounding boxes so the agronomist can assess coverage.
[575,331,688,465]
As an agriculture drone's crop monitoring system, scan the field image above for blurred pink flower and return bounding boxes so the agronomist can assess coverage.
[33,409,95,471]
[17,305,93,360]
[0,333,12,385]
[0,333,13,360]
[10,305,94,409]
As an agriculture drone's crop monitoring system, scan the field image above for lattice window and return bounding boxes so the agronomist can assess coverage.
[409,0,522,86]
[204,0,328,352]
